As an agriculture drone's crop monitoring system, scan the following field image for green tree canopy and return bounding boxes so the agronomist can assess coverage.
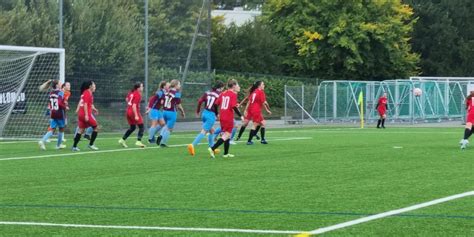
[405,0,474,76]
[264,0,420,80]
[211,18,287,75]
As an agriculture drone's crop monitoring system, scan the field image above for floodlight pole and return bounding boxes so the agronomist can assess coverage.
[59,0,63,48]
[144,0,149,129]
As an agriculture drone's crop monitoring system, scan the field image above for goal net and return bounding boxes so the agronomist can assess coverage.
[0,45,65,140]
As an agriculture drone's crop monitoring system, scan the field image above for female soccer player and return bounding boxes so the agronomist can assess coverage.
[376,92,388,129]
[187,80,224,156]
[208,79,244,158]
[146,81,169,143]
[157,79,185,147]
[235,88,260,141]
[72,80,99,151]
[38,80,68,150]
[118,82,146,148]
[245,81,272,145]
[460,91,474,149]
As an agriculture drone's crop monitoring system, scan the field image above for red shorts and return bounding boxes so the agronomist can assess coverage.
[127,112,143,125]
[78,115,97,129]
[467,113,474,124]
[249,110,264,124]
[378,109,386,117]
[220,119,234,133]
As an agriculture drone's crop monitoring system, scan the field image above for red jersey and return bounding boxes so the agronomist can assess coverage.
[78,90,93,117]
[377,97,387,111]
[217,90,238,121]
[247,89,266,112]
[163,89,181,112]
[126,90,142,114]
[48,89,66,119]
[467,97,474,114]
[197,90,220,114]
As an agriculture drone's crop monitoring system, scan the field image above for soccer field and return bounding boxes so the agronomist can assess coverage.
[0,127,473,236]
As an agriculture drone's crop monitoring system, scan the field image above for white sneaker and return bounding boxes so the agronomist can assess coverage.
[56,144,67,149]
[88,145,99,151]
[135,141,146,148]
[118,138,128,148]
[72,147,80,152]
[223,154,235,158]
[207,147,215,159]
[230,140,237,145]
[38,141,46,150]
[461,139,469,150]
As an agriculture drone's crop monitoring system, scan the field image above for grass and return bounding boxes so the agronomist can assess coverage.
[0,127,473,236]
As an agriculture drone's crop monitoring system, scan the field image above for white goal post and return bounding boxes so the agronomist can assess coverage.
[0,45,65,139]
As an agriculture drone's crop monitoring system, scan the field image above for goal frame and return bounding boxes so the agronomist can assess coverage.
[0,45,65,139]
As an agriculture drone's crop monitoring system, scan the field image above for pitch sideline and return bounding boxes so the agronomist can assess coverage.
[0,137,311,161]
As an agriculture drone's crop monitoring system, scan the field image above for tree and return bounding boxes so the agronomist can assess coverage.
[405,0,474,76]
[211,18,287,74]
[0,0,58,48]
[264,0,420,80]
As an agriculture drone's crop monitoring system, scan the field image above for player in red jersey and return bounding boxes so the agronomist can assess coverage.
[72,80,99,151]
[234,88,260,141]
[119,82,146,148]
[376,92,388,129]
[208,79,244,158]
[460,90,474,149]
[244,81,271,145]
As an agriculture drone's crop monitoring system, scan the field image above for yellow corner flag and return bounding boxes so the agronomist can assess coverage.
[358,91,364,128]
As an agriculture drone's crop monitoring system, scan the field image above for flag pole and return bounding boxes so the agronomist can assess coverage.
[358,91,364,128]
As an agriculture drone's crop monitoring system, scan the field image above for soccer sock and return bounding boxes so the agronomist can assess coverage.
[57,132,63,147]
[208,133,215,147]
[214,127,222,135]
[237,125,247,139]
[212,138,224,150]
[382,119,385,127]
[123,125,136,140]
[86,127,93,136]
[161,130,171,145]
[377,119,381,127]
[137,124,144,141]
[248,129,256,142]
[224,139,230,155]
[260,127,266,140]
[73,133,81,147]
[89,131,98,145]
[231,127,237,140]
[148,126,157,140]
[74,126,80,136]
[464,128,472,140]
[192,132,206,147]
[41,131,54,142]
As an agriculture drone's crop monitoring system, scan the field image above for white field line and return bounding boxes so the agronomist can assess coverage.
[0,137,311,161]
[0,221,301,235]
[0,136,297,144]
[295,191,474,236]
[0,129,460,144]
